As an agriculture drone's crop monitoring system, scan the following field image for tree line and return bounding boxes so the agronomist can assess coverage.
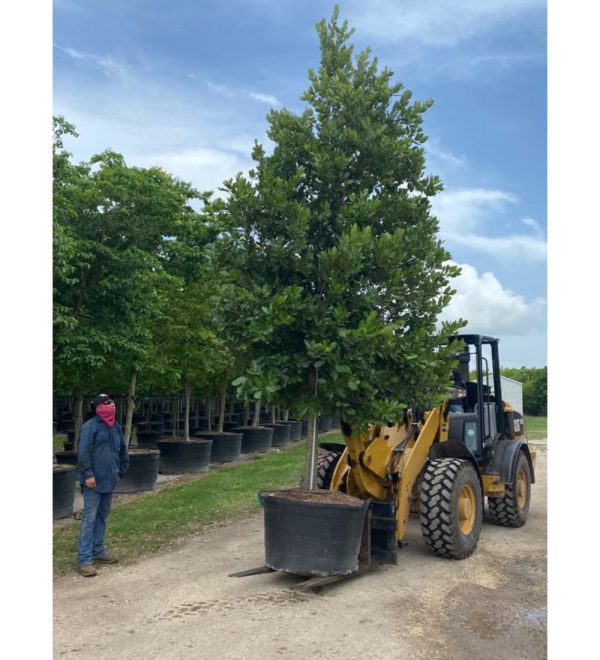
[501,367,547,416]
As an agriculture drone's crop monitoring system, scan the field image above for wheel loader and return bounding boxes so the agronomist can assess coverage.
[316,333,536,564]
[231,334,536,589]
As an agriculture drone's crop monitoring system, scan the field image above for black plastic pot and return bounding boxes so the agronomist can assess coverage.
[260,489,368,576]
[222,421,241,432]
[264,423,292,447]
[63,442,74,452]
[53,464,78,519]
[54,450,78,466]
[318,415,333,433]
[136,430,162,449]
[232,426,274,454]
[227,412,243,425]
[286,420,303,443]
[136,421,164,433]
[114,449,159,493]
[327,417,339,433]
[194,431,242,464]
[157,439,213,474]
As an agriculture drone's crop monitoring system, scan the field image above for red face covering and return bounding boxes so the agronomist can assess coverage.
[96,402,116,427]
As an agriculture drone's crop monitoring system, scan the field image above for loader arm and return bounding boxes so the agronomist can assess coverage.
[332,404,449,542]
[394,406,446,541]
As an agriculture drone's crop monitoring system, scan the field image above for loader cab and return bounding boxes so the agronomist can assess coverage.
[448,334,508,465]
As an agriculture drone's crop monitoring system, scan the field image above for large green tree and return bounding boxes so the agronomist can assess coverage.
[53,118,209,443]
[222,8,463,440]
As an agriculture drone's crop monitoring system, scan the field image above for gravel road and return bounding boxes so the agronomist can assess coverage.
[53,441,547,659]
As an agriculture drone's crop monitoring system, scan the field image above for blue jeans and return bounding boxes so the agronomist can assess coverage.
[77,488,113,566]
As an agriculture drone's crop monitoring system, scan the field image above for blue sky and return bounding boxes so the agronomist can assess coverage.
[53,0,547,368]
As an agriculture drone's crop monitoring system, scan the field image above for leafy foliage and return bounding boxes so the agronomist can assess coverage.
[220,8,464,429]
[501,366,547,415]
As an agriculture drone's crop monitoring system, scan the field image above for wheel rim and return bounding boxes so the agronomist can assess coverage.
[516,468,527,509]
[458,484,476,534]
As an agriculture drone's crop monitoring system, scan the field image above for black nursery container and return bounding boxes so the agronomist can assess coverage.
[136,430,162,449]
[260,489,368,576]
[114,449,159,493]
[318,415,333,433]
[264,423,292,447]
[157,439,213,474]
[194,431,243,464]
[285,420,303,443]
[53,464,78,519]
[232,426,274,454]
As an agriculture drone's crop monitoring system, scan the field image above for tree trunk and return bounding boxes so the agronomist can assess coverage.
[218,380,227,433]
[171,397,177,436]
[123,370,137,447]
[300,416,319,490]
[73,396,83,452]
[271,405,276,424]
[206,387,213,431]
[284,409,289,422]
[183,378,191,441]
[253,398,261,427]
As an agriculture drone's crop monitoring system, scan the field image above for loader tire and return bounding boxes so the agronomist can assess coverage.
[420,458,482,560]
[487,451,531,527]
[316,450,342,490]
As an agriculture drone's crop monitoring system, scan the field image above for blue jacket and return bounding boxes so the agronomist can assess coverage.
[78,416,130,493]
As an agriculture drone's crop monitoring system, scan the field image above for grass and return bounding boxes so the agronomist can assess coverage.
[53,439,322,574]
[53,434,67,450]
[524,415,547,439]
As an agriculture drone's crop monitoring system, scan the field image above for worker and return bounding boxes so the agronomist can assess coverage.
[76,394,129,577]
[449,369,467,414]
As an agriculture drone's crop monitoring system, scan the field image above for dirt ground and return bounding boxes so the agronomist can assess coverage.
[53,441,547,659]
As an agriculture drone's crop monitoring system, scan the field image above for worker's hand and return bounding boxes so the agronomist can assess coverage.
[85,476,96,489]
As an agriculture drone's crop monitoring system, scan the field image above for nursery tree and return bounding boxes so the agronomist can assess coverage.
[53,118,208,444]
[222,8,464,483]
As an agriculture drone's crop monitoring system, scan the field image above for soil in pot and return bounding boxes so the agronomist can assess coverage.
[231,426,274,454]
[194,431,242,464]
[53,464,78,519]
[114,449,159,493]
[264,423,292,447]
[260,489,367,576]
[157,438,213,474]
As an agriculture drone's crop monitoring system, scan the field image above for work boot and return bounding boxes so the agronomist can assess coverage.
[95,552,119,564]
[78,564,97,577]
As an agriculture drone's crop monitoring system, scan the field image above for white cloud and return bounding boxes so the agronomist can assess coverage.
[346,0,545,48]
[54,44,131,80]
[440,262,546,336]
[432,188,518,233]
[206,81,281,106]
[248,92,281,106]
[432,188,547,262]
[424,138,467,177]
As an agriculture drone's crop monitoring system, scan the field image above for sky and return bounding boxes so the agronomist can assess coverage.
[52,0,547,368]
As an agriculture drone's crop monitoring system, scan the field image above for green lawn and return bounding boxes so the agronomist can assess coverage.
[524,415,547,439]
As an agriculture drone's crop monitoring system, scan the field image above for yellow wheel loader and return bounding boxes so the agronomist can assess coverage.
[231,334,536,589]
[317,333,535,564]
